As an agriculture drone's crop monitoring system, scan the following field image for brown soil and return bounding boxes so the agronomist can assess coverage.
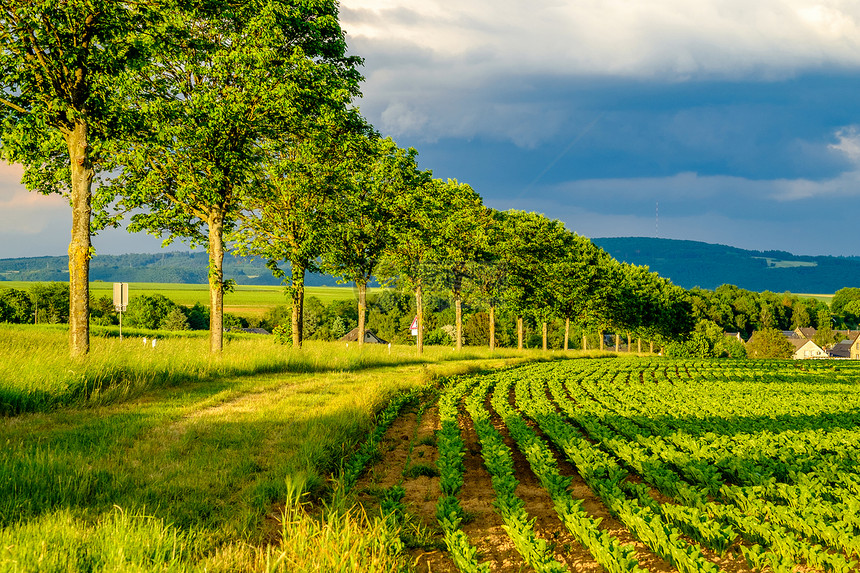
[350,391,757,573]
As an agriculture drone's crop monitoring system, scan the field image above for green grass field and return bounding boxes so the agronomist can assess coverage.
[1,281,385,318]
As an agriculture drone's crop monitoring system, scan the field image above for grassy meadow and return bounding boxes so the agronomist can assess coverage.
[0,323,588,572]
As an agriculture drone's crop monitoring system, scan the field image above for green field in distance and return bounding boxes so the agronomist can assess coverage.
[1,281,384,317]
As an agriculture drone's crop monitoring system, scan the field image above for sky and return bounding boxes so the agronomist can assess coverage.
[2,0,860,258]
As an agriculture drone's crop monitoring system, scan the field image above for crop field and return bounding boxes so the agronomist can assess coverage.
[355,357,860,573]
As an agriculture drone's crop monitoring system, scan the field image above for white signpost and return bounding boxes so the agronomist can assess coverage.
[113,282,129,340]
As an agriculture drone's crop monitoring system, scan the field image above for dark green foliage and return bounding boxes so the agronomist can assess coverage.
[0,288,32,324]
[689,285,828,339]
[31,282,70,324]
[162,307,190,331]
[186,303,209,331]
[124,294,177,330]
[462,312,491,346]
[595,237,860,293]
[89,295,118,326]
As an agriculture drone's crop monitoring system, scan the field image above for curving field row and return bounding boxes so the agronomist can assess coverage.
[431,358,860,573]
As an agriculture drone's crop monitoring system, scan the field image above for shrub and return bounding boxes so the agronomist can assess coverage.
[273,324,291,345]
[746,328,793,359]
[162,308,190,331]
[0,288,32,324]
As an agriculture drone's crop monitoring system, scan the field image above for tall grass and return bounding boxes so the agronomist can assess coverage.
[0,508,207,572]
[0,324,568,415]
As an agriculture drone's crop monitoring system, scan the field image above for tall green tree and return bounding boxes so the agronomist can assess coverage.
[234,110,365,348]
[552,236,616,351]
[113,0,361,354]
[431,180,488,351]
[495,210,571,350]
[321,136,418,348]
[380,173,442,355]
[463,211,509,351]
[0,0,158,356]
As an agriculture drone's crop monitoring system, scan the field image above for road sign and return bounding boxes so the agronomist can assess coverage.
[113,282,129,312]
[410,316,418,336]
[113,283,129,341]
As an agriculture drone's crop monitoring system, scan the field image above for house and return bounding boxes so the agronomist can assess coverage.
[794,327,817,340]
[340,327,388,344]
[787,338,827,360]
[829,331,860,359]
[226,327,271,335]
[725,332,744,341]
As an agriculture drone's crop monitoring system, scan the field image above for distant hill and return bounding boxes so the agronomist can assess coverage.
[0,252,346,287]
[592,237,860,293]
[5,239,860,293]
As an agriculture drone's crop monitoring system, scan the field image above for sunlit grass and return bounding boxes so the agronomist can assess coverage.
[0,323,589,415]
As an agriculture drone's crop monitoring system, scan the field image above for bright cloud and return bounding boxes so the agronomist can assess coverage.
[342,0,860,77]
[342,1,860,144]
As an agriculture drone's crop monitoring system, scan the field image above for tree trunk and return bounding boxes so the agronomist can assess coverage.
[207,212,225,355]
[454,271,463,351]
[615,333,620,351]
[637,338,642,353]
[599,329,604,351]
[564,317,570,351]
[357,278,367,348]
[627,332,632,353]
[489,305,496,351]
[517,316,523,350]
[291,263,305,349]
[415,281,424,355]
[455,294,463,351]
[649,340,654,354]
[542,321,548,351]
[582,335,588,351]
[66,121,94,358]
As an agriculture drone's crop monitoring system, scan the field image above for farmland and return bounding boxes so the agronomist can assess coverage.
[4,325,860,572]
[0,281,382,318]
[364,357,860,572]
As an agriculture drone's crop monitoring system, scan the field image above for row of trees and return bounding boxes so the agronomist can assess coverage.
[0,0,693,357]
[0,0,361,356]
[8,1,832,357]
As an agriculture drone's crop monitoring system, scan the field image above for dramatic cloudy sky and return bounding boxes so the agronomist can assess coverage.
[2,0,860,258]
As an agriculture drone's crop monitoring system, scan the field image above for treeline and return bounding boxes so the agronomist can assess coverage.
[2,3,855,358]
[0,0,697,356]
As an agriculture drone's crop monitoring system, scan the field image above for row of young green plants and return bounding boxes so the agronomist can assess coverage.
[569,358,860,543]
[542,359,860,571]
[504,369,726,573]
[433,364,728,573]
[355,357,860,572]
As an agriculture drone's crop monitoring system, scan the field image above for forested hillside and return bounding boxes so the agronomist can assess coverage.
[7,236,860,294]
[593,237,860,292]
[0,252,343,287]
